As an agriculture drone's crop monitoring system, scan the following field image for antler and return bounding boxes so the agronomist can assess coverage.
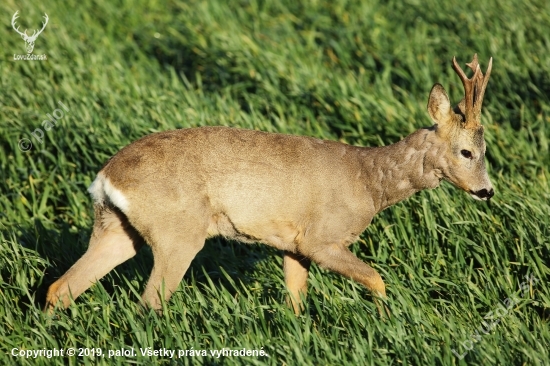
[35,14,49,39]
[452,54,493,129]
[11,12,48,41]
[11,11,28,38]
[27,14,49,41]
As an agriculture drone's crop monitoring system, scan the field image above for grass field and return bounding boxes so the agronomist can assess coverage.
[1,0,549,364]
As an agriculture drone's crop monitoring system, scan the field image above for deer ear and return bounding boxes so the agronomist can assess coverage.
[427,84,452,125]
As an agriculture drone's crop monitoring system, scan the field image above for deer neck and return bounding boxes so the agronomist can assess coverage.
[362,127,444,213]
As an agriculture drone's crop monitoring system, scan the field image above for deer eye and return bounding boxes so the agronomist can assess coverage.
[461,149,473,159]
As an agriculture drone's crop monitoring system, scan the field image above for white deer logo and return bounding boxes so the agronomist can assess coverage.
[11,11,49,54]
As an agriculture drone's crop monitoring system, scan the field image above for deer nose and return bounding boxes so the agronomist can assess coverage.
[474,188,494,200]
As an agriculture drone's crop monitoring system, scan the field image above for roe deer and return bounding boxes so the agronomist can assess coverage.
[46,54,494,315]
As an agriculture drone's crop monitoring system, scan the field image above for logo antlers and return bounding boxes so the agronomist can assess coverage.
[11,11,49,54]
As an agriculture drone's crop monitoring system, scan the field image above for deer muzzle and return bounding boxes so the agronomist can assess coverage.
[470,188,494,201]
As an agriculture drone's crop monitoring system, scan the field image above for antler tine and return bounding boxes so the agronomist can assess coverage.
[31,13,49,40]
[11,10,28,37]
[465,53,480,73]
[466,53,482,87]
[42,14,49,29]
[452,56,475,128]
[11,10,19,25]
[451,56,469,83]
[475,57,493,114]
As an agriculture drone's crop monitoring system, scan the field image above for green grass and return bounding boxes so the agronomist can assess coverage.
[1,0,549,364]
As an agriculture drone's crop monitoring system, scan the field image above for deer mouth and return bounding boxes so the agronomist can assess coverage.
[469,188,494,201]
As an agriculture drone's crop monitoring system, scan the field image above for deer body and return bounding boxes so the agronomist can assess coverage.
[46,55,494,314]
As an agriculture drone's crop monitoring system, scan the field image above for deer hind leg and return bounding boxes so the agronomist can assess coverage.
[45,204,144,312]
[283,251,311,314]
[306,243,387,315]
[139,213,209,310]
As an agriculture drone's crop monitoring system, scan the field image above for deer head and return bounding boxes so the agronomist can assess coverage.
[11,11,49,54]
[427,54,494,201]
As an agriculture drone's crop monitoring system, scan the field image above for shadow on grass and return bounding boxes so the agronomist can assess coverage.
[13,219,273,314]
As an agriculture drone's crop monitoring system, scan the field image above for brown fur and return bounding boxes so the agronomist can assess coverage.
[46,56,494,315]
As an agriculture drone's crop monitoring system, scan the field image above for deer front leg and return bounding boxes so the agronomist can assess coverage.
[306,243,388,316]
[283,251,311,315]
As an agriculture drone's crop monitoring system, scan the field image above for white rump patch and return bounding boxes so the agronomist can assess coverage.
[88,173,130,213]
